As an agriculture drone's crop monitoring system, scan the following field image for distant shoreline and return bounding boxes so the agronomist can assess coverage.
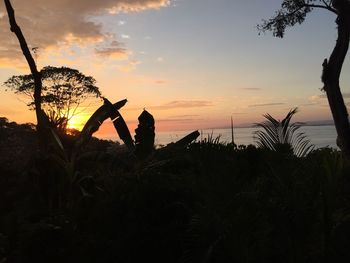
[194,122,335,131]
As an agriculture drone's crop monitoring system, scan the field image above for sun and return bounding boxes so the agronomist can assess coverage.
[67,115,85,131]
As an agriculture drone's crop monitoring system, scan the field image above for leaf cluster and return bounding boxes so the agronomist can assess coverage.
[254,108,314,157]
[258,0,335,38]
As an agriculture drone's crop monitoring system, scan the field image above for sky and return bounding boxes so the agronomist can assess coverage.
[0,0,349,135]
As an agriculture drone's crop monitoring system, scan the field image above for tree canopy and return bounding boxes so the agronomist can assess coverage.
[4,66,102,130]
[258,0,339,38]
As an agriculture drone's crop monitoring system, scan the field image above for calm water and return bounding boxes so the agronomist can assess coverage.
[100,125,338,149]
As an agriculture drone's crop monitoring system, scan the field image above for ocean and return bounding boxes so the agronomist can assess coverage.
[99,125,339,149]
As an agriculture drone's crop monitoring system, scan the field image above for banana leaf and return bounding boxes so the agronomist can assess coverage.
[110,108,135,151]
[174,130,200,147]
[76,98,127,148]
[158,130,200,158]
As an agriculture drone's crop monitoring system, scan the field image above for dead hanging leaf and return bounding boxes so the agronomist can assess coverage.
[109,102,134,151]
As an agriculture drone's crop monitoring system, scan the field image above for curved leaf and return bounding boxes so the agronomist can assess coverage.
[254,107,314,157]
[75,98,127,148]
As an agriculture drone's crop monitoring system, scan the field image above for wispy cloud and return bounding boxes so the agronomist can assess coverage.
[231,112,247,115]
[117,59,141,72]
[318,93,350,99]
[299,102,319,107]
[107,0,170,13]
[249,102,285,107]
[121,34,130,39]
[156,118,202,123]
[128,100,213,111]
[95,46,129,60]
[169,114,200,118]
[151,100,213,110]
[241,87,261,91]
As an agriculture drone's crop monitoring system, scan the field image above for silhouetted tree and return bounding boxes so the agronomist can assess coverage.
[4,66,101,132]
[4,0,46,144]
[259,0,350,158]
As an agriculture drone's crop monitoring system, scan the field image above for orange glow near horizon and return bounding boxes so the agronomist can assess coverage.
[66,114,89,131]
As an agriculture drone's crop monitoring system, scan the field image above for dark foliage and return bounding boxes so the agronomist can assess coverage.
[1,118,350,263]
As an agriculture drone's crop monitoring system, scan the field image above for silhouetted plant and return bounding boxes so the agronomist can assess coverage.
[254,108,314,157]
[134,110,155,159]
[41,98,130,209]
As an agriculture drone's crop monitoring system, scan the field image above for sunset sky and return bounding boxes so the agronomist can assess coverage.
[0,0,349,135]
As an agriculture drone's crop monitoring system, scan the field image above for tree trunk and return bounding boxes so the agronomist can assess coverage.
[4,0,47,143]
[322,3,350,158]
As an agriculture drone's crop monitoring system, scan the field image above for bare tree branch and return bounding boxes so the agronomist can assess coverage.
[4,0,43,123]
[305,3,337,13]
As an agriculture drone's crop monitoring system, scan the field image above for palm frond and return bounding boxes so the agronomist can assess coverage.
[254,108,314,157]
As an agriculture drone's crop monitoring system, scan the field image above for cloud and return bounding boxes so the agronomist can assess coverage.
[299,93,349,109]
[299,103,319,107]
[241,87,261,91]
[318,93,350,99]
[116,59,141,72]
[169,114,200,118]
[107,0,170,13]
[231,112,247,115]
[95,46,129,60]
[0,0,170,67]
[156,118,201,123]
[121,34,130,39]
[151,100,213,110]
[249,102,286,107]
[155,80,166,84]
[127,100,213,111]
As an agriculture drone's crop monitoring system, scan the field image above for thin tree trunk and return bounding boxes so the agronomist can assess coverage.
[4,0,44,134]
[322,4,350,158]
